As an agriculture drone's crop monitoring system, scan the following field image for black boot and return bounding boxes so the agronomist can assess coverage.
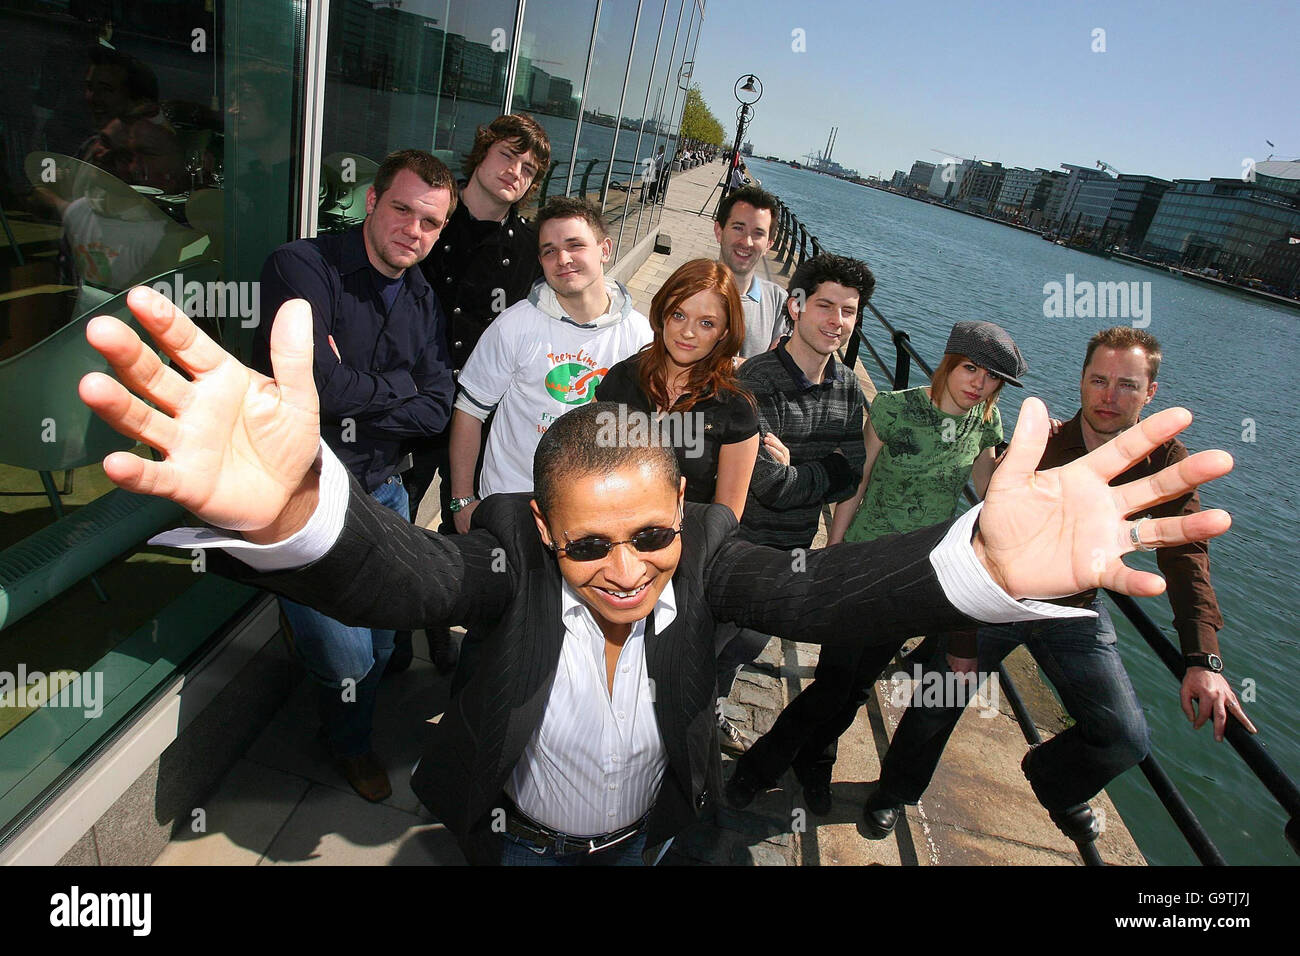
[386,631,413,675]
[862,788,903,839]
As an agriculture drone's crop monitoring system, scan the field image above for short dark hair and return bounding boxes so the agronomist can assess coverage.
[462,113,552,200]
[787,253,876,316]
[715,184,779,227]
[1084,326,1162,381]
[536,196,607,240]
[372,148,459,215]
[533,402,680,517]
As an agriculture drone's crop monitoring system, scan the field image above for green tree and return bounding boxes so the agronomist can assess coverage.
[680,85,725,146]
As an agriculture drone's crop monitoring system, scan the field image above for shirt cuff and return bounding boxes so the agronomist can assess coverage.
[930,504,1098,624]
[148,440,350,572]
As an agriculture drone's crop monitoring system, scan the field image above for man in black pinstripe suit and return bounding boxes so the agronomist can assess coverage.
[79,288,1235,864]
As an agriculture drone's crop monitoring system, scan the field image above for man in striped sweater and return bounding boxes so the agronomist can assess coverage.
[713,253,877,751]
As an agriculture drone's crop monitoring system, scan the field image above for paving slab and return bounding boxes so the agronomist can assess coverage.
[155,759,312,866]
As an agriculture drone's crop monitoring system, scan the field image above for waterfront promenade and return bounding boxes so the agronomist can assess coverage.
[151,160,1142,867]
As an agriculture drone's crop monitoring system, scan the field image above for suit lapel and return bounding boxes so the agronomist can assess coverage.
[494,564,565,784]
[645,604,698,795]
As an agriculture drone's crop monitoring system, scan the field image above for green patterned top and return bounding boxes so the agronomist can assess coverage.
[844,386,1002,543]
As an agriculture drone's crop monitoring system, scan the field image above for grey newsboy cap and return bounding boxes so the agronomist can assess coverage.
[944,321,1028,387]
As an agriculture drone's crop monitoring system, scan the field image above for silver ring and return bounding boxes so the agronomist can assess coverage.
[1129,517,1156,552]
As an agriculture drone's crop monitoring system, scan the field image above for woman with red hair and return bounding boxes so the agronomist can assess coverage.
[596,258,759,519]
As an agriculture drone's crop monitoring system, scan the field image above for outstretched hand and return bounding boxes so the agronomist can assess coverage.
[78,286,321,536]
[974,398,1233,602]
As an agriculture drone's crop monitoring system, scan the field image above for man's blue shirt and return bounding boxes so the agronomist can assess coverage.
[256,226,454,492]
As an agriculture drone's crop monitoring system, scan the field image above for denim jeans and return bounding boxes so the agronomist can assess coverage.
[498,830,652,866]
[279,475,409,757]
[878,596,1151,813]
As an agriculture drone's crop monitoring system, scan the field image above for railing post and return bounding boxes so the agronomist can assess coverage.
[892,328,911,389]
[811,235,822,258]
[844,319,862,370]
[773,203,786,254]
[538,159,561,202]
[798,224,807,265]
[579,157,600,200]
[781,214,798,274]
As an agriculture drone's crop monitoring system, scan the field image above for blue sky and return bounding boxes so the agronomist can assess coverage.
[690,0,1297,182]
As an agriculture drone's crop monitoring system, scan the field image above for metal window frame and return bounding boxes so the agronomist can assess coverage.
[651,0,698,230]
[296,0,332,239]
[503,0,529,112]
[635,0,685,239]
[615,0,670,258]
[601,0,645,229]
[564,0,605,196]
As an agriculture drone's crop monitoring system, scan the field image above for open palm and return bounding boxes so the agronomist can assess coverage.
[975,398,1233,601]
[79,286,321,533]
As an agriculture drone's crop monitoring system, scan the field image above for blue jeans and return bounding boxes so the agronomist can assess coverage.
[499,830,652,866]
[878,597,1150,813]
[279,475,409,758]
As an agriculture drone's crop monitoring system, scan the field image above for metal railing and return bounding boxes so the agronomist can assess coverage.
[769,193,1300,866]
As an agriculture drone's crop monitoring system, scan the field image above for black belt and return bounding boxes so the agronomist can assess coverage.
[502,798,648,856]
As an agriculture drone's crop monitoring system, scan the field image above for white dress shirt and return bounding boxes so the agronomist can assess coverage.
[502,580,675,836]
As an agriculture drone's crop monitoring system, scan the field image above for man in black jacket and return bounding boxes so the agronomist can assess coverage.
[407,114,550,532]
[401,114,551,674]
[79,289,1235,864]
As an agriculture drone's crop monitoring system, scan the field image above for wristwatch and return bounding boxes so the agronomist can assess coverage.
[449,495,478,513]
[1184,652,1224,673]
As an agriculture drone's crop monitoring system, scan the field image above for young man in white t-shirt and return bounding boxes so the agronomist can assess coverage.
[447,197,652,533]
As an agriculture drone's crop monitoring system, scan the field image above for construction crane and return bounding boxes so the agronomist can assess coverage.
[931,147,972,164]
[1096,159,1121,176]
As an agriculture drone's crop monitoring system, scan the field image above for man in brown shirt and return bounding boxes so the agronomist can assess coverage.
[860,327,1255,843]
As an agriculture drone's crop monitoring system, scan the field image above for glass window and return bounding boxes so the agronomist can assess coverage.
[0,0,301,842]
[510,0,598,206]
[566,0,639,251]
[608,0,669,262]
[318,0,518,234]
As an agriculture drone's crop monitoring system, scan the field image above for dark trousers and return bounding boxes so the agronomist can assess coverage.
[877,597,1150,813]
[740,634,906,788]
[405,434,454,531]
[405,413,493,531]
[400,421,490,659]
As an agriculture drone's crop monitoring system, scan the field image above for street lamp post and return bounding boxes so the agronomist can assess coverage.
[719,73,762,209]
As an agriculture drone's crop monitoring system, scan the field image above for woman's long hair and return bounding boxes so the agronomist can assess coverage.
[636,258,753,413]
[929,352,1005,424]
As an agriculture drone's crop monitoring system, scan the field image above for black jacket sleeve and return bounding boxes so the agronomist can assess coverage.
[701,506,972,645]
[205,472,513,631]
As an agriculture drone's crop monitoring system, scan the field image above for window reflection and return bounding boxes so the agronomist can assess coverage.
[319,0,518,235]
[0,0,297,828]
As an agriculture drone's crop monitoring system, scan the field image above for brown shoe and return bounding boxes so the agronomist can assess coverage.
[337,751,392,802]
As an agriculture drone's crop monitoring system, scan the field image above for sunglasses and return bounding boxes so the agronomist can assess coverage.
[550,507,683,562]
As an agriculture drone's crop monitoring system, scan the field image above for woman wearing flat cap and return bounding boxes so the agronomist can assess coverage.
[831,319,1028,544]
[729,319,1030,816]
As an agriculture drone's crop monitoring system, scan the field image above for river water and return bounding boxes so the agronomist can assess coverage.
[746,157,1300,866]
